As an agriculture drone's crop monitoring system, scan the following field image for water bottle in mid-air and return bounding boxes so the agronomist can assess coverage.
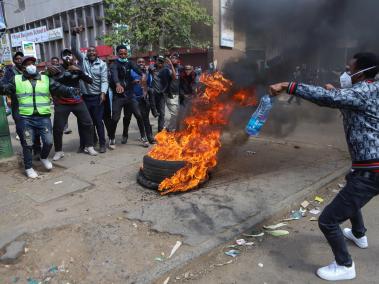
[245,94,273,136]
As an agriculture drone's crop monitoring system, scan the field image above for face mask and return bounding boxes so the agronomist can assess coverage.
[118,58,128,63]
[63,55,72,62]
[25,65,37,75]
[340,66,377,88]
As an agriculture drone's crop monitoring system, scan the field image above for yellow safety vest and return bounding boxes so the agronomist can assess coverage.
[15,74,51,116]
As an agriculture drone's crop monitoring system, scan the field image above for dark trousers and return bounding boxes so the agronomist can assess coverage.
[154,92,165,132]
[318,171,379,266]
[122,98,146,138]
[16,116,53,169]
[139,98,153,139]
[107,94,128,140]
[81,95,106,147]
[53,102,94,152]
[103,93,112,139]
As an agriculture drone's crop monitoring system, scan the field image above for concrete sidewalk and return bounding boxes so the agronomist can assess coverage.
[163,177,379,284]
[0,101,351,283]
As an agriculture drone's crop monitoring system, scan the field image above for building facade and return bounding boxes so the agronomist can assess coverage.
[1,0,245,70]
[3,0,108,61]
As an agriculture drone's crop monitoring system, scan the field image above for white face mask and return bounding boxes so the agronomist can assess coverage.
[25,65,37,75]
[340,66,377,88]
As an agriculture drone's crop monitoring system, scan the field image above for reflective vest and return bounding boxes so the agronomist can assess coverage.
[15,74,51,116]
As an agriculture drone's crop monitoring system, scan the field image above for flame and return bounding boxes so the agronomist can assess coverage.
[232,88,258,107]
[148,72,258,195]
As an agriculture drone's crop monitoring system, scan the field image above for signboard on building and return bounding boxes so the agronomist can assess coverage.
[11,26,48,47]
[0,34,12,64]
[47,27,64,41]
[220,0,234,48]
[10,26,64,47]
[22,41,37,58]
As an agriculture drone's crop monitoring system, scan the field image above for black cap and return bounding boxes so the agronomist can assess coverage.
[61,49,72,58]
[21,56,36,66]
[13,51,24,60]
[157,55,165,63]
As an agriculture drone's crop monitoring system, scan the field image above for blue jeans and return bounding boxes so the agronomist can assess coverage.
[16,116,53,169]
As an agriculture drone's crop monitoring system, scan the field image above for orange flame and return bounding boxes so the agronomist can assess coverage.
[148,72,257,195]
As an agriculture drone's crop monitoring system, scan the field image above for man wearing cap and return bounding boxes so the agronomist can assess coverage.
[47,48,97,160]
[1,56,81,178]
[71,27,109,153]
[2,51,42,154]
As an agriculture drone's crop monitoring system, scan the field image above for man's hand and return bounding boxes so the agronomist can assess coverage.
[46,64,61,76]
[100,92,106,103]
[72,26,84,35]
[324,84,336,90]
[67,65,81,72]
[165,58,173,66]
[269,82,290,96]
[116,83,124,94]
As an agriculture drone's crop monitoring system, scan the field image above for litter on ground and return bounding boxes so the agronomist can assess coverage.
[266,230,290,237]
[168,241,182,258]
[224,249,240,257]
[263,222,287,230]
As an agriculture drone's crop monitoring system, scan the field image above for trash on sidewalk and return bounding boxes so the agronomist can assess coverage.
[243,232,264,238]
[236,239,246,245]
[56,208,67,213]
[309,217,318,221]
[301,200,310,209]
[338,183,344,189]
[163,276,170,284]
[168,241,182,258]
[132,223,138,228]
[54,181,63,185]
[246,150,256,156]
[266,230,289,237]
[309,208,321,215]
[288,210,303,220]
[258,263,264,268]
[27,278,40,284]
[263,222,287,230]
[48,265,58,273]
[215,260,233,266]
[315,196,324,203]
[224,249,240,257]
[155,256,165,262]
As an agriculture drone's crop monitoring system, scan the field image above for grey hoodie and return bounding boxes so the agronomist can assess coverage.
[71,35,108,96]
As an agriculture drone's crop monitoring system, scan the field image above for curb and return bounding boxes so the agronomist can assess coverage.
[133,164,350,284]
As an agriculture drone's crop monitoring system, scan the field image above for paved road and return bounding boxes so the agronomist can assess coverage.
[0,100,354,283]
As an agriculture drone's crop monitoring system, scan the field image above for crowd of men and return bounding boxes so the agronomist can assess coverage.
[1,27,199,178]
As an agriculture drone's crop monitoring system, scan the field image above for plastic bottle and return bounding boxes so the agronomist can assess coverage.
[245,94,273,136]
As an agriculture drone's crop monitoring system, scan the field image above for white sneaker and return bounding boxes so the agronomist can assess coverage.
[25,168,38,179]
[317,261,356,281]
[343,228,368,249]
[40,158,53,171]
[53,151,65,161]
[85,146,98,156]
[108,139,116,150]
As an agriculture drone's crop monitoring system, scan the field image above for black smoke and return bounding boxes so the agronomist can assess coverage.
[222,0,379,138]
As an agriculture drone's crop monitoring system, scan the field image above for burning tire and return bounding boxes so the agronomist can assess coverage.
[137,155,186,190]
